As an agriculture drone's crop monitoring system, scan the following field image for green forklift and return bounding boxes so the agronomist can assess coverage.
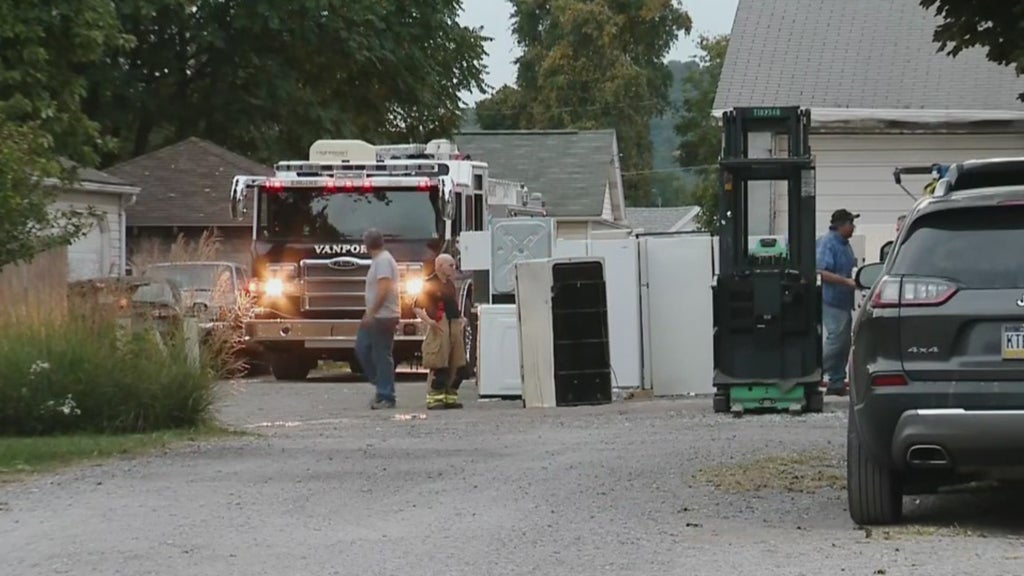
[711,107,824,416]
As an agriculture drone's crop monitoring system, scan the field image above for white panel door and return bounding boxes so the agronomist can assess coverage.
[67,217,107,281]
[639,234,715,396]
[774,133,1024,264]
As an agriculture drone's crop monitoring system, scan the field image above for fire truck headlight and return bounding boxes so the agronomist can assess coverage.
[263,278,285,298]
[404,278,423,295]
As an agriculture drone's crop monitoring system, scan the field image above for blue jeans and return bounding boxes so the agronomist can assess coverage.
[355,317,399,402]
[822,304,853,388]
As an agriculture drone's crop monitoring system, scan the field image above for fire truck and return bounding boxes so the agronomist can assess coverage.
[227,138,496,381]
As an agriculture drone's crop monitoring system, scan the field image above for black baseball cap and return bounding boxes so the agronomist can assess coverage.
[830,209,860,225]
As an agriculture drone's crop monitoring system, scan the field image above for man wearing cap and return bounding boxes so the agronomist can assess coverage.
[817,209,859,396]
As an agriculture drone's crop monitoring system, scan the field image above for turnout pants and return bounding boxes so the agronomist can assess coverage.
[421,318,467,408]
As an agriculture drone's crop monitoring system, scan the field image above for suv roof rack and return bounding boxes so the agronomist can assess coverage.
[932,157,1024,197]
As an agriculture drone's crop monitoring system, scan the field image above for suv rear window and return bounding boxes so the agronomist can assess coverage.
[890,206,1024,289]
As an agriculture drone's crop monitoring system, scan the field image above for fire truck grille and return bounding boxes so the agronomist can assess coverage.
[300,259,368,311]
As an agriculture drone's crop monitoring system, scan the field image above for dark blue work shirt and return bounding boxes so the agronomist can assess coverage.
[816,230,857,310]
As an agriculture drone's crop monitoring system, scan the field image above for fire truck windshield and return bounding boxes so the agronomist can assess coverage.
[258,187,439,241]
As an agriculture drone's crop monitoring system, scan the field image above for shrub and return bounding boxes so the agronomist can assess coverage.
[0,309,220,436]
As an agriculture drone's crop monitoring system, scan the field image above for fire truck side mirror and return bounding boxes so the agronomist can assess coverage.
[439,177,456,221]
[230,176,251,221]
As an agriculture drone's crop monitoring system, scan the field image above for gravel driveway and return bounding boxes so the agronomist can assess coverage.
[2,372,1022,576]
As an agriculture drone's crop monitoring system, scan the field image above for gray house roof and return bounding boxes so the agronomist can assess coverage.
[714,0,1024,117]
[108,137,272,228]
[454,130,624,220]
[51,158,138,194]
[625,207,699,233]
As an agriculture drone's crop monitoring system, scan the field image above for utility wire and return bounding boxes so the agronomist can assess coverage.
[464,98,684,117]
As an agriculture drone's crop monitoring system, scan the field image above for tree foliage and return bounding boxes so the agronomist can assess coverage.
[673,34,729,232]
[475,85,529,130]
[0,1,125,267]
[475,0,692,206]
[0,121,91,269]
[921,0,1024,102]
[1,0,491,266]
[80,0,490,165]
[0,0,131,166]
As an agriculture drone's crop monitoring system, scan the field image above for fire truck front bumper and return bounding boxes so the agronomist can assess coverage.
[242,318,427,349]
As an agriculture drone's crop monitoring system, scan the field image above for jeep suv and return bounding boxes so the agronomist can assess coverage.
[847,157,1024,525]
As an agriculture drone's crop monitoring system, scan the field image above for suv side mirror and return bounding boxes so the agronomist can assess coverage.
[856,262,884,290]
[878,240,894,262]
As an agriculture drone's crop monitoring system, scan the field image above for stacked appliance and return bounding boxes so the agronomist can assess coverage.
[515,257,613,408]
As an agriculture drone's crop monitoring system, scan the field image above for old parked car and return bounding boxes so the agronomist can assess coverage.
[847,157,1024,525]
[68,276,186,336]
[139,261,264,374]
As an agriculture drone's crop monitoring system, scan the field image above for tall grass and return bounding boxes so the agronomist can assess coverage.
[128,228,224,273]
[0,284,227,436]
[128,228,257,378]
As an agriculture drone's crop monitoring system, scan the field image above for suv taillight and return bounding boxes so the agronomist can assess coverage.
[869,276,958,308]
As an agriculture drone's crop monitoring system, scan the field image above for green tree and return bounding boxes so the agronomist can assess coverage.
[505,0,692,206]
[0,122,91,269]
[0,1,126,268]
[475,85,529,130]
[673,34,729,232]
[921,0,1024,102]
[85,0,491,165]
[0,0,131,166]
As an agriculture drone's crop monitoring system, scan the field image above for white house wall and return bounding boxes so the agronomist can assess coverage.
[773,133,1024,262]
[56,190,123,280]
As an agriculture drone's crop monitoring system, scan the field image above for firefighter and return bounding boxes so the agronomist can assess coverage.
[413,253,467,409]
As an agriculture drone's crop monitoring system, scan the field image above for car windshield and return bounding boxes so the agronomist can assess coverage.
[132,281,176,305]
[258,188,439,241]
[144,264,233,292]
[890,206,1024,289]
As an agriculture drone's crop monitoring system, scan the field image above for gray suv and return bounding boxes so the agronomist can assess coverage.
[847,157,1024,525]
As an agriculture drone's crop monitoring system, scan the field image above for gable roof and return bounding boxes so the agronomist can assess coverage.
[453,130,623,220]
[51,158,138,194]
[106,137,272,227]
[625,206,700,233]
[58,158,132,187]
[714,0,1024,119]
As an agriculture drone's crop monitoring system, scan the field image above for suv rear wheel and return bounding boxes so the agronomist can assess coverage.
[847,405,903,525]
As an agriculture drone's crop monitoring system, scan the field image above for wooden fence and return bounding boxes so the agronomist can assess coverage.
[0,247,69,324]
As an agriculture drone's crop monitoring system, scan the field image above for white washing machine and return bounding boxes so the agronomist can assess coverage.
[477,304,523,397]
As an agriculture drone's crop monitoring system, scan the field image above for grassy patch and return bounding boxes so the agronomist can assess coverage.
[694,450,846,493]
[0,424,243,481]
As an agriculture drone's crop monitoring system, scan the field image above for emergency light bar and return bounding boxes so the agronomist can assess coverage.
[274,160,441,177]
[261,176,436,191]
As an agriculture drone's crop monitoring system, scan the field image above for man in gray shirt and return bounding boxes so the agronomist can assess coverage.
[355,228,401,409]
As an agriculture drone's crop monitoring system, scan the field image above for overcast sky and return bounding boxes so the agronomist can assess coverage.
[458,0,740,104]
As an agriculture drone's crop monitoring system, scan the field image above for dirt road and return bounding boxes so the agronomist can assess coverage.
[3,374,1022,575]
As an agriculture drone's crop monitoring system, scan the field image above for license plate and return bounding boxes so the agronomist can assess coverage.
[1002,325,1024,360]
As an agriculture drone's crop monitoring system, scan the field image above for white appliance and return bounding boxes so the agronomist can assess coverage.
[553,237,643,390]
[515,257,612,408]
[639,234,715,396]
[477,304,522,397]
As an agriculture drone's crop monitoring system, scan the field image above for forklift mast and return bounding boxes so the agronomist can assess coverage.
[712,106,822,392]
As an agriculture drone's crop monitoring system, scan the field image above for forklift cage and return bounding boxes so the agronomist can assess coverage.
[712,106,823,399]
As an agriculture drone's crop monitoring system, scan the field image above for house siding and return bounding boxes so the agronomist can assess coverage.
[56,190,124,279]
[771,132,1024,261]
